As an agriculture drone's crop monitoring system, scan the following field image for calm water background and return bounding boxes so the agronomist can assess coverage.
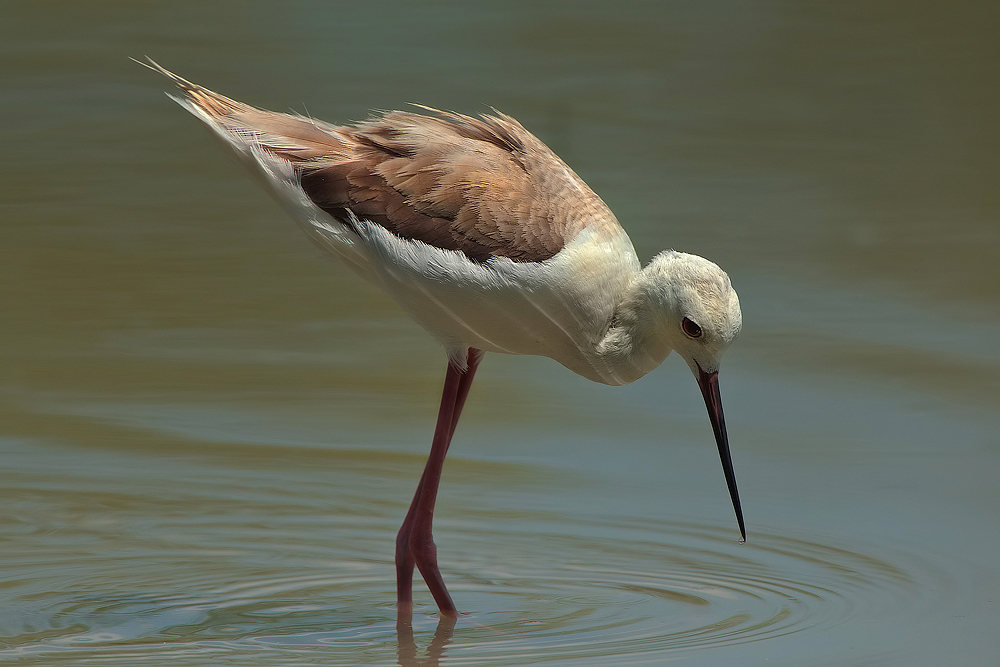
[3,2,999,665]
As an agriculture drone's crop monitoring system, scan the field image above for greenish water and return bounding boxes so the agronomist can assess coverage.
[2,2,998,665]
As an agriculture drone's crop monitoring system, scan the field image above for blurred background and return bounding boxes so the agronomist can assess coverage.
[2,2,998,665]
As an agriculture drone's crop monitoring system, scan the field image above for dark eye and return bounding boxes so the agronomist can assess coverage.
[682,317,703,338]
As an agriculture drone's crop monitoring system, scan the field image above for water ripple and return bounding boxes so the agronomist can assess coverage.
[429,519,920,663]
[0,514,931,665]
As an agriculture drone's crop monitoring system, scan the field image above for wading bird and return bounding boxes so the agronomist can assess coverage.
[140,59,745,618]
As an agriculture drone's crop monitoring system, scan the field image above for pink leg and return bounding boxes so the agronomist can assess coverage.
[396,349,483,618]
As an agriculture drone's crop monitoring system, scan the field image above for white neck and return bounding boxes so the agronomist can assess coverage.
[586,260,678,386]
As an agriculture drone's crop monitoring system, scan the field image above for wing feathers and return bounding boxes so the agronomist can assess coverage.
[151,60,619,263]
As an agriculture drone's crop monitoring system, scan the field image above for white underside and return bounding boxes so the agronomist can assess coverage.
[356,218,641,379]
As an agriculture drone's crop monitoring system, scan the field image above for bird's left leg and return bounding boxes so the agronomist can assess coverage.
[396,348,483,618]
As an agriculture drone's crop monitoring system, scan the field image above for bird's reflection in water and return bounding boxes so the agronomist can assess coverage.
[396,613,455,667]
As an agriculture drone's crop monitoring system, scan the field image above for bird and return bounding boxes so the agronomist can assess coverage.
[138,58,745,619]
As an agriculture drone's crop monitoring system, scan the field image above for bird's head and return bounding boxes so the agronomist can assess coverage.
[647,250,742,376]
[643,250,746,540]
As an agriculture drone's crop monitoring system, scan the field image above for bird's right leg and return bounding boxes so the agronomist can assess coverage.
[396,348,483,618]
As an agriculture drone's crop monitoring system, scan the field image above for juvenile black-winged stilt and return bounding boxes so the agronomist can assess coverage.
[140,59,745,618]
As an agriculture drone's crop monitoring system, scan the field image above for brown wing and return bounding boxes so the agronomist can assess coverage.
[299,109,619,262]
[302,111,616,261]
[151,61,617,262]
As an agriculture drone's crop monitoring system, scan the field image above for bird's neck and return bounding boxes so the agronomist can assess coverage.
[589,265,675,386]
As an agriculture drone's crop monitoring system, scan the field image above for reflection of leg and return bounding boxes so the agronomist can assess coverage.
[396,612,416,666]
[426,615,457,664]
[395,349,483,618]
[396,614,456,667]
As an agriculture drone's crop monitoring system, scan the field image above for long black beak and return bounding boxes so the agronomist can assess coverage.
[696,366,746,542]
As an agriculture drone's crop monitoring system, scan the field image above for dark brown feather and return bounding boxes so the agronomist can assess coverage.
[168,72,618,262]
[298,109,616,262]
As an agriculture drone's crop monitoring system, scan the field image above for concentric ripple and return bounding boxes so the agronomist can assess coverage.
[0,511,930,666]
[412,518,923,664]
[1,438,935,666]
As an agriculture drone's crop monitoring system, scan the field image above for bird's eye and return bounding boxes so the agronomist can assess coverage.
[682,317,703,338]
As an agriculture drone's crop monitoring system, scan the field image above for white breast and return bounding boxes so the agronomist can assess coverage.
[303,202,642,382]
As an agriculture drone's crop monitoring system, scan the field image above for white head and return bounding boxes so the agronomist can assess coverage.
[637,250,746,541]
[649,250,742,377]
